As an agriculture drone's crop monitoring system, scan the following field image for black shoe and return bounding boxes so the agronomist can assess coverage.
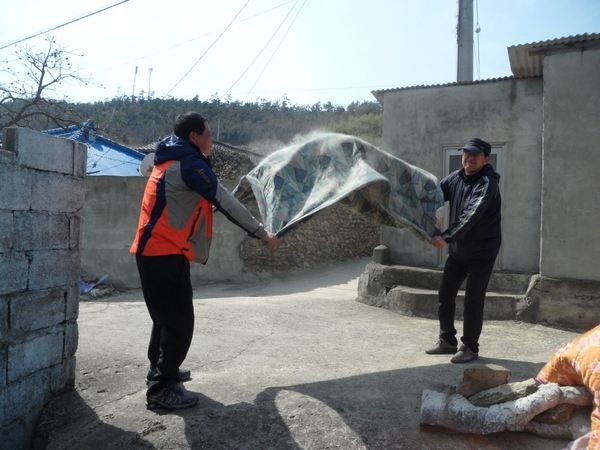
[450,344,479,363]
[145,381,199,410]
[425,339,458,355]
[146,366,191,385]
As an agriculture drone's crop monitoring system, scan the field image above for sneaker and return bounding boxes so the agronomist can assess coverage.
[146,366,191,385]
[145,381,199,410]
[425,339,458,355]
[451,344,479,364]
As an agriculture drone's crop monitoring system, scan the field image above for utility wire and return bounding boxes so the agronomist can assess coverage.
[221,0,303,100]
[0,0,130,51]
[164,0,251,98]
[243,0,307,102]
[90,1,295,76]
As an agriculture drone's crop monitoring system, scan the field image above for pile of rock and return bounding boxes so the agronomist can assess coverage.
[420,363,593,441]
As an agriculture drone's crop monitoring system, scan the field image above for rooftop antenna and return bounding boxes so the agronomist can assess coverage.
[456,0,474,82]
[132,66,138,100]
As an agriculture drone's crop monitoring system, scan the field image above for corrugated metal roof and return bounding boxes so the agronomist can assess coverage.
[44,121,145,176]
[372,32,600,102]
[371,76,515,104]
[508,33,600,78]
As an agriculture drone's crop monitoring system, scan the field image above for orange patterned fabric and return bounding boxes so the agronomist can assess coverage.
[536,325,600,450]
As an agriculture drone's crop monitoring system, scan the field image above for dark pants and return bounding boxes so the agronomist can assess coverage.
[437,254,496,353]
[136,254,194,394]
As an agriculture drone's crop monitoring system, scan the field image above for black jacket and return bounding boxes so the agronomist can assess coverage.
[439,163,502,260]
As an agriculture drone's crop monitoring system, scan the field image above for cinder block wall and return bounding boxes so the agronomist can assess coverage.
[0,128,86,449]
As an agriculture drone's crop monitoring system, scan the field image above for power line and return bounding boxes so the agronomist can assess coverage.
[221,0,302,100]
[89,1,296,76]
[242,0,307,102]
[0,0,130,51]
[163,0,252,98]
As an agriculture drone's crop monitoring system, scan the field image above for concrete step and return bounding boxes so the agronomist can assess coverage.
[365,285,525,321]
[357,262,532,322]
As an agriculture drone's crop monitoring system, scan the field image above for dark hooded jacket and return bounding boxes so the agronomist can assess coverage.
[439,163,502,260]
[131,135,266,264]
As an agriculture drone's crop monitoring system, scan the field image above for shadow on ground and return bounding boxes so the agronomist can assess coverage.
[37,359,571,450]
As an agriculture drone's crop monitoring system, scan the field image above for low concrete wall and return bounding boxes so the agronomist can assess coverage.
[82,178,380,288]
[82,177,249,288]
[0,128,84,449]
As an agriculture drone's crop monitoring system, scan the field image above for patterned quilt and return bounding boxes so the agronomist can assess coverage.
[233,133,444,243]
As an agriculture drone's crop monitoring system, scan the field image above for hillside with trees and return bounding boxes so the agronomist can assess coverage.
[71,95,383,153]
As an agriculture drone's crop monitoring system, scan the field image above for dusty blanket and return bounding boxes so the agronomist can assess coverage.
[233,133,443,242]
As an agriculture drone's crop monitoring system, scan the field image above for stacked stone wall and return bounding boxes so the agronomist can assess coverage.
[240,200,381,273]
[0,128,85,449]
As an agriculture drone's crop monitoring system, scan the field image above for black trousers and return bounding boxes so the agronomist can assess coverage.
[136,254,194,394]
[437,254,496,353]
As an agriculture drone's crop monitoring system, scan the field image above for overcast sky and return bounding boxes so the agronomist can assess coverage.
[1,0,598,107]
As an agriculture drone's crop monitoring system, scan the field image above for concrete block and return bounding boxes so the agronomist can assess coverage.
[457,364,512,397]
[13,211,70,251]
[372,245,390,264]
[50,355,76,392]
[64,322,78,358]
[65,285,79,321]
[70,214,83,250]
[31,172,85,214]
[73,142,87,178]
[0,371,49,428]
[0,252,28,295]
[0,211,13,252]
[8,330,63,383]
[9,288,67,333]
[28,249,81,291]
[0,342,6,387]
[0,148,16,164]
[9,127,74,175]
[0,299,7,343]
[0,165,32,211]
[0,413,42,450]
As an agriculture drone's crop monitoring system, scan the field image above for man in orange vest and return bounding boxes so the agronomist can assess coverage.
[131,112,279,410]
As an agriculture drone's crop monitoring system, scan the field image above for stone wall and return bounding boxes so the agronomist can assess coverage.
[240,201,381,273]
[0,128,85,449]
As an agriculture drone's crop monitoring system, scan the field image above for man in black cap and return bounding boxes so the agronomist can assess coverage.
[425,138,502,363]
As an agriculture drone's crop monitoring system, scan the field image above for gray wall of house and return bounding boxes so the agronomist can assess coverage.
[379,77,544,273]
[540,48,600,281]
[0,128,83,449]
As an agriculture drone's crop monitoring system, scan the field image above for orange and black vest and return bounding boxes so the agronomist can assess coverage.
[131,136,266,264]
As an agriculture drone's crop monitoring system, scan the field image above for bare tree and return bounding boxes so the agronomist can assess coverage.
[0,35,92,132]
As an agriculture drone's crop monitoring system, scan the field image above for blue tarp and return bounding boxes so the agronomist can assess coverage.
[43,121,145,176]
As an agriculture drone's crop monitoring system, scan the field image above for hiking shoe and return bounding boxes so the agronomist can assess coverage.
[425,339,458,355]
[451,344,479,364]
[145,381,199,410]
[146,367,191,385]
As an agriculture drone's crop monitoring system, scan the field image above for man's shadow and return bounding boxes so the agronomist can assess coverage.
[167,358,573,450]
[34,386,156,449]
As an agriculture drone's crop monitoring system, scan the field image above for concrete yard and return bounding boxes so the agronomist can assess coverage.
[35,258,583,449]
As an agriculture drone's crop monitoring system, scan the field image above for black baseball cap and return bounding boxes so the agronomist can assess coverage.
[459,138,491,156]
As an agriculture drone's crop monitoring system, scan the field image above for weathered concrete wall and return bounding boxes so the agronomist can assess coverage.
[379,77,543,272]
[82,178,249,288]
[0,128,84,449]
[540,48,600,281]
[82,178,380,287]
